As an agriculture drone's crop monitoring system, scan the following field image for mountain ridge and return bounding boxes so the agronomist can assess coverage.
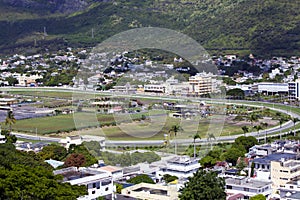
[0,0,299,57]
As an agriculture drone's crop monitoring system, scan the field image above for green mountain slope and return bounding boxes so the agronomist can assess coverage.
[0,0,299,57]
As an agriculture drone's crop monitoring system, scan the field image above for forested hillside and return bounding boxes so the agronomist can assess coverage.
[0,0,299,57]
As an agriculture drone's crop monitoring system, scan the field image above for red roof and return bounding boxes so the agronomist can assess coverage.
[227,193,244,200]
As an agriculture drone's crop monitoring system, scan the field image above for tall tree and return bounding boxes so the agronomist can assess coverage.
[254,125,262,138]
[179,169,226,200]
[5,110,16,134]
[207,133,216,150]
[241,126,249,136]
[234,136,258,152]
[64,153,86,168]
[279,118,285,128]
[193,133,201,158]
[169,124,183,155]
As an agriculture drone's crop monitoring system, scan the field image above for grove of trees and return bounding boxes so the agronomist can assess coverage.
[0,143,87,199]
[179,169,226,200]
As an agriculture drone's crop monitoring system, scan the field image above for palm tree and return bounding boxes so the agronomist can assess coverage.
[279,118,285,128]
[241,126,249,136]
[193,133,201,158]
[253,125,262,140]
[169,125,183,155]
[292,117,299,137]
[5,110,16,134]
[207,133,216,150]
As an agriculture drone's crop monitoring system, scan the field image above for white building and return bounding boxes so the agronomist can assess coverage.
[144,84,165,93]
[252,82,288,95]
[225,177,272,199]
[54,167,114,200]
[289,79,300,101]
[0,133,6,144]
[159,156,200,179]
[269,68,282,79]
[59,135,82,149]
[121,183,179,200]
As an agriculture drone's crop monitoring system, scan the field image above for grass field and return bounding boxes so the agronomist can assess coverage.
[4,88,300,140]
[6,109,280,140]
[5,111,157,135]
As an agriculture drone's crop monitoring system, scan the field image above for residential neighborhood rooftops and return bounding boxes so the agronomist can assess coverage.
[226,177,272,189]
[252,153,296,165]
[167,156,199,164]
[53,167,111,184]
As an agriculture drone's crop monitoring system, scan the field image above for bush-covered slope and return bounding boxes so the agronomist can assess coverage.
[0,0,299,57]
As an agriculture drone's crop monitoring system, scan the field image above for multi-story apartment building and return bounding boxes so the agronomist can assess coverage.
[250,153,296,181]
[271,159,300,192]
[159,156,200,179]
[189,73,217,96]
[289,79,300,101]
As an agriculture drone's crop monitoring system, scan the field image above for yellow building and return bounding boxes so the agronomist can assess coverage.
[188,72,218,96]
[271,159,300,192]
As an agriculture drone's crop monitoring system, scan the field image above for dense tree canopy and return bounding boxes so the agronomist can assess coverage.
[179,169,226,200]
[0,143,87,199]
[233,136,258,152]
[226,88,245,99]
[38,144,68,161]
[127,174,155,184]
[64,153,86,168]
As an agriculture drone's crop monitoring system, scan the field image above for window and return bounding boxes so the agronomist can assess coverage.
[227,185,232,189]
[93,183,96,188]
[92,191,95,194]
[102,180,111,186]
[280,178,288,180]
[244,188,249,192]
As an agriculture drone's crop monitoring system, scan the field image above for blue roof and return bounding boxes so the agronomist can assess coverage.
[253,153,296,165]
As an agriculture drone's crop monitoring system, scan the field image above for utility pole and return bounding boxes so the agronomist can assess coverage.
[35,128,38,140]
[92,28,94,39]
[43,26,47,40]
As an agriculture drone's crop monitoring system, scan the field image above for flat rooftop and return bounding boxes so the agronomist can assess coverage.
[167,156,199,164]
[226,177,271,189]
[253,153,296,165]
[54,167,107,182]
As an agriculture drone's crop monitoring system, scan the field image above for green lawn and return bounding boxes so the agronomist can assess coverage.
[6,112,153,135]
